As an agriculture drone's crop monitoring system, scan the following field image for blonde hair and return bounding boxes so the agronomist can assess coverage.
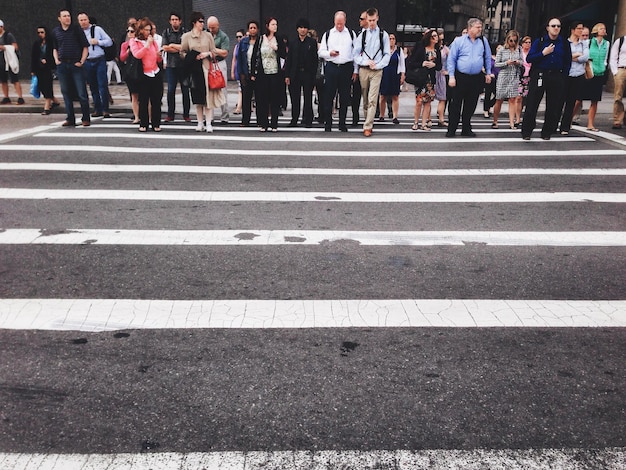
[591,23,605,36]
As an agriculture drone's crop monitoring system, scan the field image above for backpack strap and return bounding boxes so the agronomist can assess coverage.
[618,36,626,67]
[90,24,96,50]
[360,28,385,60]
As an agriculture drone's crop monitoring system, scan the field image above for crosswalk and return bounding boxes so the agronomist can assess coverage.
[0,114,625,468]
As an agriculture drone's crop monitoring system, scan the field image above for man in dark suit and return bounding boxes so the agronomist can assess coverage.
[285,18,319,127]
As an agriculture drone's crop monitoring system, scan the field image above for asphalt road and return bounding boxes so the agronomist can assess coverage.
[0,106,625,468]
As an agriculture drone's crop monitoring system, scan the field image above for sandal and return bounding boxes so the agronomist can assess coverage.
[586,127,599,132]
[138,127,147,132]
[491,123,498,129]
[437,120,448,127]
[153,127,162,132]
[426,120,432,128]
[421,125,431,131]
[411,122,419,131]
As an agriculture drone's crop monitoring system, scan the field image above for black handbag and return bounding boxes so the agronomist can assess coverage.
[405,66,429,86]
[124,50,143,83]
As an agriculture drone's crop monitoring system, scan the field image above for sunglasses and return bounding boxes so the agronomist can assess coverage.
[359,17,366,21]
[549,24,561,28]
[236,35,243,38]
[127,29,134,33]
[197,20,204,23]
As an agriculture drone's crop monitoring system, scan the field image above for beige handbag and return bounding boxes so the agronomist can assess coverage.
[584,60,594,80]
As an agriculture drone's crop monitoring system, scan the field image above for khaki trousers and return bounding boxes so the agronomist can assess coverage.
[613,68,626,125]
[359,67,383,130]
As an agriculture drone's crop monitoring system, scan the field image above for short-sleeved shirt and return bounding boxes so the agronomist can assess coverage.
[52,24,89,62]
[212,29,229,61]
[161,27,185,68]
[0,32,17,70]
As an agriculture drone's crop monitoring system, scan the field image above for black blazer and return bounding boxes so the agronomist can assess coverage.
[250,34,287,77]
[408,46,442,84]
[284,35,318,80]
[31,39,55,74]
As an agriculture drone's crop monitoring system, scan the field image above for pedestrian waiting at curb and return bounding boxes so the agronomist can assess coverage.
[521,18,571,140]
[0,19,25,105]
[30,26,61,115]
[52,9,91,127]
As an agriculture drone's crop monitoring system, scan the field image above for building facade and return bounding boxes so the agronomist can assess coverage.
[0,0,396,79]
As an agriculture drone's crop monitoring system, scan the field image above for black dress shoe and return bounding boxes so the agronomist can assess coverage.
[288,121,298,127]
[324,127,331,132]
[445,131,455,138]
[338,126,348,132]
[461,130,477,137]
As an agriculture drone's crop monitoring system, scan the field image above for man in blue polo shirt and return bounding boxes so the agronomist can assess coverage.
[521,18,571,140]
[446,18,492,137]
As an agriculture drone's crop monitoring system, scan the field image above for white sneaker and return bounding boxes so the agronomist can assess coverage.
[206,124,213,133]
[195,122,205,132]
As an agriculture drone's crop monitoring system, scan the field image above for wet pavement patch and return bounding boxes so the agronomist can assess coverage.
[234,232,260,241]
[113,332,130,339]
[340,341,359,356]
[71,338,88,345]
[141,440,160,451]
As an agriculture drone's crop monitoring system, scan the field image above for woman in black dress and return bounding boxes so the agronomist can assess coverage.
[30,26,60,115]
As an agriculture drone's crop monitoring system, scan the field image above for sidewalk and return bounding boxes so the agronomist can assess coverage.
[0,79,625,143]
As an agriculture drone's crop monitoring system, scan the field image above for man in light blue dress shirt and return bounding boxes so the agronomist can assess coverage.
[353,8,390,136]
[446,18,492,137]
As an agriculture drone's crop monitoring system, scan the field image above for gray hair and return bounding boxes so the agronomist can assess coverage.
[467,18,483,29]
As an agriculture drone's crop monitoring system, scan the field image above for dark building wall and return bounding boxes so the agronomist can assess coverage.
[0,0,192,78]
[0,0,395,79]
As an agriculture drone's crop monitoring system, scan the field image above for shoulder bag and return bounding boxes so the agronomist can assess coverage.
[208,57,226,89]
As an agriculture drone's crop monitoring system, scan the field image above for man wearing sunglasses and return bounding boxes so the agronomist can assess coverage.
[521,18,571,140]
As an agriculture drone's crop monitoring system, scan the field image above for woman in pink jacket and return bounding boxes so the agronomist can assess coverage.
[129,17,163,132]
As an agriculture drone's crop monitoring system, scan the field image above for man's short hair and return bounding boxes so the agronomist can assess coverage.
[366,8,378,17]
[296,18,310,29]
[169,12,181,20]
[467,18,482,29]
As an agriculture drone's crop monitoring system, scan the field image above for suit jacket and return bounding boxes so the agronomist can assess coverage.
[284,35,318,80]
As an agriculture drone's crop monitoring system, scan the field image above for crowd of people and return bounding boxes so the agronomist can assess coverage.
[0,10,620,139]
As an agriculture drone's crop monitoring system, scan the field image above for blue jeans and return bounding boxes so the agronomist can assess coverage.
[83,57,109,113]
[56,61,90,122]
[165,66,190,119]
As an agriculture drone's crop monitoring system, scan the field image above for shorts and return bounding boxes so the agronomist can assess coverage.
[0,68,19,83]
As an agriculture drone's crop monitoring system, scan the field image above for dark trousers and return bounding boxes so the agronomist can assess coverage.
[448,71,484,133]
[165,66,190,119]
[559,74,585,133]
[56,61,90,122]
[256,72,282,129]
[324,62,352,130]
[83,57,109,113]
[288,70,315,125]
[483,78,496,112]
[351,74,362,124]
[315,76,325,122]
[138,71,163,129]
[240,76,255,126]
[522,70,565,138]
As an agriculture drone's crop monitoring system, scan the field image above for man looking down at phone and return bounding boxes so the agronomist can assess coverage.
[521,18,571,140]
